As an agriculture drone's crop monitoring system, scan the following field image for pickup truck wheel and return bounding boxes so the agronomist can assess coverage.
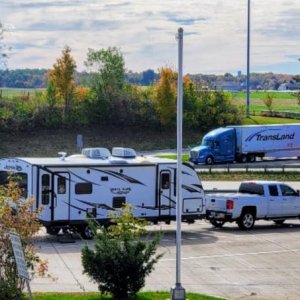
[205,156,214,165]
[238,211,255,230]
[210,219,225,228]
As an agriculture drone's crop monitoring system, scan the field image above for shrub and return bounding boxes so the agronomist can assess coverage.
[0,181,48,299]
[81,205,164,299]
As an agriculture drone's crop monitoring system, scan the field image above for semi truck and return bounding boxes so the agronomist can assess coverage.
[189,124,300,164]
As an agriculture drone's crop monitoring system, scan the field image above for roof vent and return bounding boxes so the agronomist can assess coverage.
[112,147,136,158]
[82,148,111,159]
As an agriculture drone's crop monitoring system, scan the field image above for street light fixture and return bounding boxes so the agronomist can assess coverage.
[246,0,251,118]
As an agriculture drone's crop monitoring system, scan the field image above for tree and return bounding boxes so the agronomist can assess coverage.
[81,205,163,299]
[0,180,48,299]
[84,47,125,123]
[263,93,274,113]
[153,67,177,127]
[49,46,77,118]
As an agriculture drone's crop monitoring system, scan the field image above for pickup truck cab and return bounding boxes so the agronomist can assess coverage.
[206,181,300,230]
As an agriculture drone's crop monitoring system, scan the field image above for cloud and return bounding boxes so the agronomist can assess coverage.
[1,0,299,74]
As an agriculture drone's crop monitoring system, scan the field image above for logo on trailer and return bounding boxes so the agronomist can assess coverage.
[110,187,131,195]
[245,129,295,142]
[4,165,23,172]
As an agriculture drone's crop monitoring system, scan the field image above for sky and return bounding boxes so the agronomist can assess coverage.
[1,0,300,75]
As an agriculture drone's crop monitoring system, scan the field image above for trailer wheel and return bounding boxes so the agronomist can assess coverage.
[205,156,214,165]
[237,210,255,230]
[274,219,285,225]
[210,219,225,228]
[247,154,256,162]
[240,155,247,163]
[80,225,94,240]
[46,227,61,235]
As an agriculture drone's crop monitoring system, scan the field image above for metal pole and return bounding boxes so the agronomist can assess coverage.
[171,27,186,300]
[246,0,251,118]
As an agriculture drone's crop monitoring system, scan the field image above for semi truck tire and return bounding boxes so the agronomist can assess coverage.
[237,210,255,230]
[205,156,214,165]
[247,154,256,162]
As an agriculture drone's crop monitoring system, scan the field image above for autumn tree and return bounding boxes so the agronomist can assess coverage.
[263,93,274,113]
[49,46,77,118]
[0,180,48,299]
[153,67,177,127]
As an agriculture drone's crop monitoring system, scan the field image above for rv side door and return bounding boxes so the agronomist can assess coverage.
[159,170,172,216]
[38,171,52,223]
[53,173,70,221]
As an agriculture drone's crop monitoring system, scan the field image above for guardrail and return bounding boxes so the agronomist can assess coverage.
[195,164,300,173]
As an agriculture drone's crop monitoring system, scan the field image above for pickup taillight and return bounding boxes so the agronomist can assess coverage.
[226,199,234,210]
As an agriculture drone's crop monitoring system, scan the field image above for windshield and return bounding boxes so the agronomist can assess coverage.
[201,139,219,149]
[0,171,28,198]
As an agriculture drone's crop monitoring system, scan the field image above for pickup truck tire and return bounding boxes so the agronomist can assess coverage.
[205,156,214,165]
[210,219,225,228]
[237,211,255,230]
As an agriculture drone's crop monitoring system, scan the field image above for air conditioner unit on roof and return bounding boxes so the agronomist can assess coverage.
[112,147,136,158]
[82,148,111,159]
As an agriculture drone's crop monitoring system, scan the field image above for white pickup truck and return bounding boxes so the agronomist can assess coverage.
[206,181,300,230]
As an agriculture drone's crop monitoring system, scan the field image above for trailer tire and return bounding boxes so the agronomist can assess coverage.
[240,155,247,163]
[46,227,61,235]
[205,156,214,165]
[80,225,94,240]
[210,219,225,228]
[247,154,256,162]
[274,219,285,225]
[237,210,255,230]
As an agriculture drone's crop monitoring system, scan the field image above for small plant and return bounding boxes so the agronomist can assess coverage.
[81,205,164,299]
[0,180,48,300]
[263,93,274,113]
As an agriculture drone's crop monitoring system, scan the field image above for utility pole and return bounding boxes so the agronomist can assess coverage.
[246,0,251,118]
[170,27,186,300]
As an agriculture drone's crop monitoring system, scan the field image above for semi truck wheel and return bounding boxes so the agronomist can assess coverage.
[247,154,256,162]
[205,156,214,165]
[237,210,255,230]
[240,155,247,163]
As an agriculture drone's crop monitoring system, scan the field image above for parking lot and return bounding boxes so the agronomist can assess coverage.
[32,219,300,300]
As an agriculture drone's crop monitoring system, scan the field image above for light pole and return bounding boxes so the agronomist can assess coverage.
[246,0,251,118]
[170,27,186,300]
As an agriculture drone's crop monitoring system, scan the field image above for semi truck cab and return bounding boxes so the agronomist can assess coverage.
[189,127,235,164]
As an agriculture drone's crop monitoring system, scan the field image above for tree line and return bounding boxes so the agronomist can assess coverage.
[0,46,243,132]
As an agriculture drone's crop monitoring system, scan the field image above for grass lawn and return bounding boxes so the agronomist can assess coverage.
[27,292,225,300]
[232,91,300,113]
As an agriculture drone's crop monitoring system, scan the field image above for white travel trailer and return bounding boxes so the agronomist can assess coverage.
[0,148,205,238]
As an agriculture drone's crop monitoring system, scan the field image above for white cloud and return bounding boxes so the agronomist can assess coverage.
[1,0,300,74]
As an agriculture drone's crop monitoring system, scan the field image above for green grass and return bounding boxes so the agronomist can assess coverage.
[27,292,224,300]
[231,91,300,113]
[242,115,300,125]
[0,88,44,99]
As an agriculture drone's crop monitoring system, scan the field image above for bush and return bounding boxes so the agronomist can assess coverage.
[0,181,48,299]
[81,205,163,299]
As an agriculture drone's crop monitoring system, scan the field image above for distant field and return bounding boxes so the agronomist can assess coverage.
[0,87,45,98]
[231,91,300,113]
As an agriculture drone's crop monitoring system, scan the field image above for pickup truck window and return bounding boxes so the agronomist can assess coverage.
[269,185,279,196]
[280,184,298,196]
[238,183,264,195]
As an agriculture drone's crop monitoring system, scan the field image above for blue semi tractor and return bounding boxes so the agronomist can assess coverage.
[189,124,300,164]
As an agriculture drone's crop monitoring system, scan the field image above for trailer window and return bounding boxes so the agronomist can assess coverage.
[161,173,170,189]
[57,177,66,194]
[75,183,92,194]
[0,171,28,198]
[238,183,264,195]
[113,197,126,208]
[42,174,50,205]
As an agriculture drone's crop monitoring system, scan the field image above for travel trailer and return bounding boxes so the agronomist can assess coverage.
[0,147,205,238]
